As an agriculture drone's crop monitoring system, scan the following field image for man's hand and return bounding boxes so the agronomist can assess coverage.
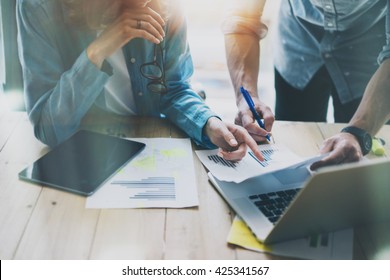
[235,95,275,142]
[204,117,264,162]
[310,133,363,170]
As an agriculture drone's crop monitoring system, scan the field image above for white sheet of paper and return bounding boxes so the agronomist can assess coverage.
[195,144,302,183]
[86,138,198,208]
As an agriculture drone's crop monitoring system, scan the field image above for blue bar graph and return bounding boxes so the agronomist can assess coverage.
[111,177,175,200]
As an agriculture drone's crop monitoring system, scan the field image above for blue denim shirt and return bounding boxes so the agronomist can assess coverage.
[16,0,217,147]
[222,0,390,104]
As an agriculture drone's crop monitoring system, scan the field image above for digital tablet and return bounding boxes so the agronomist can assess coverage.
[19,130,145,196]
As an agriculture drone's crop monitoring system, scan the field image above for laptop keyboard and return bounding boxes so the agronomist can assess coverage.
[249,188,301,224]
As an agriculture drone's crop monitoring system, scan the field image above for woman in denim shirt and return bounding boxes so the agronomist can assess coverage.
[16,0,263,161]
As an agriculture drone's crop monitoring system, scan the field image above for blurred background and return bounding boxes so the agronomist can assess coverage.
[0,0,24,111]
[0,0,284,120]
[183,0,281,123]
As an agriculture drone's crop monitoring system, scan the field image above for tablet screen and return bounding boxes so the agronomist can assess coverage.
[19,130,145,196]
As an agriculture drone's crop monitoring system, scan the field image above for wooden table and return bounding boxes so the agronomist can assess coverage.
[1,111,390,260]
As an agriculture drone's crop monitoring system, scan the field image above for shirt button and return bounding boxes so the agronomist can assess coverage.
[130,58,136,63]
[138,92,143,96]
[324,53,332,59]
[325,5,332,10]
[327,22,334,27]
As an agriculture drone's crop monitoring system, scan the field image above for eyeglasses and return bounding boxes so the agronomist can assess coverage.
[140,43,167,94]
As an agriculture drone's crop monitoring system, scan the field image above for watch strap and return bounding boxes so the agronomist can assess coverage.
[341,126,372,155]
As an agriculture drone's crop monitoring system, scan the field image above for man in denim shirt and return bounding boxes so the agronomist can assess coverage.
[223,0,390,165]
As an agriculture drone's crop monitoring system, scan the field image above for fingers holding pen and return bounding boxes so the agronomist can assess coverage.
[237,92,274,142]
[257,102,275,132]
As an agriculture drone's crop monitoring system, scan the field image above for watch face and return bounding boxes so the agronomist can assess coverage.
[363,134,372,154]
[341,126,373,155]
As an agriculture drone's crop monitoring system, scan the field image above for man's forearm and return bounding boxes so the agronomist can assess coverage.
[349,59,390,135]
[224,34,261,103]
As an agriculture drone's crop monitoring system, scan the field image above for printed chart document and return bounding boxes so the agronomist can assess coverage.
[195,144,302,183]
[86,138,198,208]
[228,216,353,260]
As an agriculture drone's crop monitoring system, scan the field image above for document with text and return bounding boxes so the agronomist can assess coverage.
[86,138,198,208]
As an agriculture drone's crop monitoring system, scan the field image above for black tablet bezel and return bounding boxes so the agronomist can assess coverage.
[19,130,145,196]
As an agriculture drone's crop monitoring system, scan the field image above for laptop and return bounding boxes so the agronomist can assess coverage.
[19,130,145,196]
[208,157,390,244]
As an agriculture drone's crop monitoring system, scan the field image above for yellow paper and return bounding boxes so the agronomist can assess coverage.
[227,216,354,259]
[227,216,272,253]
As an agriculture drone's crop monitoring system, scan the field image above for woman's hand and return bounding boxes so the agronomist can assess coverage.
[204,117,264,162]
[87,5,165,68]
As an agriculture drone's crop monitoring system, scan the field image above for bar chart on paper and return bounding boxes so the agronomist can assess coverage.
[248,148,277,167]
[207,155,238,168]
[111,177,176,200]
[196,144,302,183]
[86,138,199,208]
[207,147,280,169]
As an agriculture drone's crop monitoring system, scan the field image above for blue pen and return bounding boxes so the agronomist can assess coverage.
[240,86,271,141]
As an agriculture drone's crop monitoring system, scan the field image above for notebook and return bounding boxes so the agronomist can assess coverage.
[208,157,390,244]
[19,130,145,196]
